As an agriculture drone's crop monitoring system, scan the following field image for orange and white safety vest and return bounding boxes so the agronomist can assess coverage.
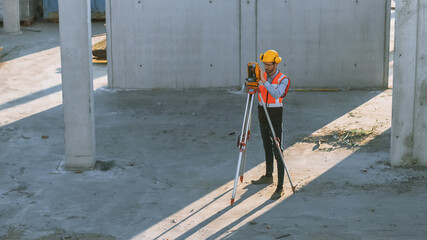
[258,72,290,107]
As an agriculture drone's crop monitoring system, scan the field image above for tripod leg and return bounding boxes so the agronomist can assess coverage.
[231,94,253,206]
[239,150,246,183]
[239,94,254,182]
[258,94,296,193]
[231,151,243,206]
[274,139,296,193]
[238,94,251,146]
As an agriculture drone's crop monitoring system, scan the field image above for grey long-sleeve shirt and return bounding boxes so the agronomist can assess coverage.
[259,69,289,99]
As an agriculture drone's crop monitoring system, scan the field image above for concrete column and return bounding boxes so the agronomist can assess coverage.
[413,1,427,166]
[391,0,427,166]
[3,0,21,34]
[58,0,96,169]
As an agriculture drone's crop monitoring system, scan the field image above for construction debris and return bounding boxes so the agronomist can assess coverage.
[301,128,376,151]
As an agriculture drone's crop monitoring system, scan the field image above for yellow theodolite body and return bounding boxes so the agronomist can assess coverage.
[245,62,260,88]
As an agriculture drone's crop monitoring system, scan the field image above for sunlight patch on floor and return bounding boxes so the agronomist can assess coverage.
[310,90,392,136]
[132,162,285,240]
[0,75,107,128]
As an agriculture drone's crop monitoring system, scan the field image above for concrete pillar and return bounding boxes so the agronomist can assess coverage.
[391,0,427,166]
[2,0,21,34]
[58,0,96,169]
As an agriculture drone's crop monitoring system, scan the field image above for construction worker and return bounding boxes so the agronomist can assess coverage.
[251,50,290,200]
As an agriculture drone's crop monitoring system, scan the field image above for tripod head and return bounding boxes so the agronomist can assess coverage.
[245,62,260,88]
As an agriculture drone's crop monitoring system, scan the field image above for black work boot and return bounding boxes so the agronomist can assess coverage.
[251,175,273,185]
[270,187,284,200]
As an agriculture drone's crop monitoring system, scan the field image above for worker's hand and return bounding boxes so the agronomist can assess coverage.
[258,66,266,84]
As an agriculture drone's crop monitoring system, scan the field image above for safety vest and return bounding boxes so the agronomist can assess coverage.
[258,72,290,107]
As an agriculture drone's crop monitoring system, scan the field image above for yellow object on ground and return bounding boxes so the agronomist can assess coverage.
[92,58,107,64]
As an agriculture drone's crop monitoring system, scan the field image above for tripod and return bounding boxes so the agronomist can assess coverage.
[231,80,295,206]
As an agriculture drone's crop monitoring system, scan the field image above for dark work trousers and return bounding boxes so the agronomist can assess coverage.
[258,105,284,188]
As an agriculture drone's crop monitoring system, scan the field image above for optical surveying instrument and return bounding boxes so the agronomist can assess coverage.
[245,62,261,89]
[230,62,295,206]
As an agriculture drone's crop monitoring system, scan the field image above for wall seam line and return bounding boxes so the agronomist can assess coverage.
[255,0,258,60]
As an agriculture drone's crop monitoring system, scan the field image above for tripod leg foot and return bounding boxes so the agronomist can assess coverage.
[231,198,235,206]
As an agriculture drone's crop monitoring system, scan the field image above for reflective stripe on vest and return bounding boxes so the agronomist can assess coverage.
[258,72,289,107]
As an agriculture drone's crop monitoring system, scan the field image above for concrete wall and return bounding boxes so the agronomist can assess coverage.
[258,0,390,88]
[391,0,427,166]
[107,0,390,89]
[107,0,240,89]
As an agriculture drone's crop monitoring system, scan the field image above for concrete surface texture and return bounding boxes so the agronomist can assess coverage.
[1,20,427,239]
[391,0,427,166]
[107,0,389,89]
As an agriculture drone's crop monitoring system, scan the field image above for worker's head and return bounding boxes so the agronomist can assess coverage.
[260,50,281,75]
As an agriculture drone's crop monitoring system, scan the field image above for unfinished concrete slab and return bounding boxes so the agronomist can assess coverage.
[1,21,426,240]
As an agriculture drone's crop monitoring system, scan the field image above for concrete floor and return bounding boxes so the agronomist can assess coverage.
[1,21,426,240]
